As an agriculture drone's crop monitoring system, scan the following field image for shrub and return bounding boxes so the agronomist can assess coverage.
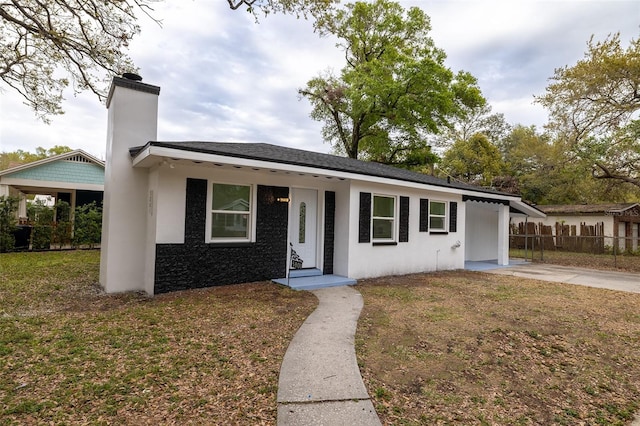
[73,202,102,248]
[52,200,72,249]
[28,200,54,250]
[0,196,19,252]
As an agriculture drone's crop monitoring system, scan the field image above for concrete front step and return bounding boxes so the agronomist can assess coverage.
[272,274,357,291]
[288,268,322,278]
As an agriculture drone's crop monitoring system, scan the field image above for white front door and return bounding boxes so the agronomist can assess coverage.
[290,188,318,269]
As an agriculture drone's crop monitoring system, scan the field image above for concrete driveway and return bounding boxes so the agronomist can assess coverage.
[483,263,640,294]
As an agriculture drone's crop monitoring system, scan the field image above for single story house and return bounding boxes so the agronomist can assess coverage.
[100,75,545,295]
[0,150,104,221]
[530,203,640,251]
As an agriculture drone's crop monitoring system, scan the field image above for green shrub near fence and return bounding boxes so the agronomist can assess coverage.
[28,199,54,250]
[1,198,102,252]
[0,196,19,252]
[72,202,102,248]
[53,200,72,249]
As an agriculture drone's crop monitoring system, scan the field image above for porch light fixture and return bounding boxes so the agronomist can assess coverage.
[276,197,290,203]
[160,158,175,168]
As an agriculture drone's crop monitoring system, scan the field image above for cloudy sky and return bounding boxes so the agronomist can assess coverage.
[1,0,638,160]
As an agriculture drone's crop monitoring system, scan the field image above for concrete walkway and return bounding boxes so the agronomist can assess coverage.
[483,263,640,293]
[277,286,381,426]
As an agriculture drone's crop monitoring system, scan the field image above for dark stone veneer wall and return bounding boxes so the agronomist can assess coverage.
[154,178,289,294]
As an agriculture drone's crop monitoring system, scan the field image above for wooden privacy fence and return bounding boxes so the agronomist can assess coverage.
[510,221,606,254]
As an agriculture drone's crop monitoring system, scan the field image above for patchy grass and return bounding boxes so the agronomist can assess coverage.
[5,250,640,425]
[356,271,640,425]
[511,248,640,273]
[0,251,316,425]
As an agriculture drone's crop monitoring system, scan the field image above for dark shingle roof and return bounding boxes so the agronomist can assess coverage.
[538,203,640,214]
[130,141,514,197]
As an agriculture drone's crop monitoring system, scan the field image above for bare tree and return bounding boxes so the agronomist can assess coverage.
[1,0,337,121]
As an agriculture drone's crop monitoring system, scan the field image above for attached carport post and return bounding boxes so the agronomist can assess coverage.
[497,204,510,266]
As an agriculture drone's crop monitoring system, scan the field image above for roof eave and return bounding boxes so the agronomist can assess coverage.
[132,144,539,204]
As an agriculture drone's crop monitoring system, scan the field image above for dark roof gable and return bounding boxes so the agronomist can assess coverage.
[130,141,515,197]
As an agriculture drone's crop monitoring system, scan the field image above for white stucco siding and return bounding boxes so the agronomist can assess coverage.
[154,167,188,244]
[332,184,351,277]
[347,181,465,279]
[465,202,499,262]
[151,164,350,273]
[144,169,160,294]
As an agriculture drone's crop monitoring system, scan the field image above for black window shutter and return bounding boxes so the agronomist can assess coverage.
[449,201,458,233]
[359,192,371,243]
[185,178,208,243]
[399,196,409,242]
[323,191,335,274]
[419,198,429,232]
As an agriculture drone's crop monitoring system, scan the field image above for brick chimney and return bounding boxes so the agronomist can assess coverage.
[100,75,160,294]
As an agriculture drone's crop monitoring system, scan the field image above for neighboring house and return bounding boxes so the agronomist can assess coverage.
[100,76,545,295]
[529,203,640,251]
[0,150,104,220]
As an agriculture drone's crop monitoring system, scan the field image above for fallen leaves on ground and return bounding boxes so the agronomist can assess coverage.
[0,251,316,425]
[356,270,640,425]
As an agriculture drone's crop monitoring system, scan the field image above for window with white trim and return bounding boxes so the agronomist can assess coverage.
[429,200,447,231]
[210,183,252,241]
[372,195,396,241]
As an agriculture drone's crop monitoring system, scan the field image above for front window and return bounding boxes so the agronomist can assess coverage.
[373,195,396,241]
[210,183,252,240]
[429,201,447,231]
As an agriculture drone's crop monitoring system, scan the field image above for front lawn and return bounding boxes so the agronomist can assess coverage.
[0,251,316,425]
[4,250,640,425]
[356,272,640,425]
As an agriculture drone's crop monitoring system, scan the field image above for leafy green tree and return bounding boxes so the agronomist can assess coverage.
[578,120,640,188]
[436,103,511,149]
[440,133,504,186]
[536,33,640,189]
[0,146,73,170]
[499,125,640,204]
[299,0,485,163]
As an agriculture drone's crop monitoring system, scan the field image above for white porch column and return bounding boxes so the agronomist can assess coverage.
[497,204,510,266]
[18,192,27,218]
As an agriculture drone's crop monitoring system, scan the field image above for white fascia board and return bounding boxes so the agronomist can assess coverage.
[510,200,546,218]
[0,177,103,192]
[133,146,526,202]
[610,203,640,213]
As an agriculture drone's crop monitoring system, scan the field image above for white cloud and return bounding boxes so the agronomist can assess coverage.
[1,0,638,158]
